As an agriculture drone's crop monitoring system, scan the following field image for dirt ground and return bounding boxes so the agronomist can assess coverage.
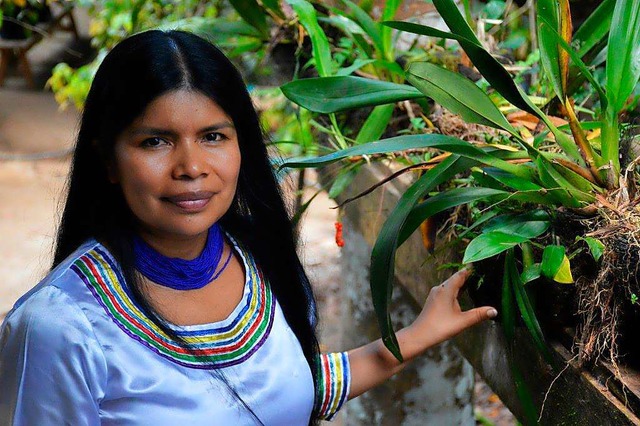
[0,14,514,426]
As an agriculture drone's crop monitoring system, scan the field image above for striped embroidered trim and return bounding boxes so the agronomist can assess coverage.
[70,241,275,369]
[315,352,351,420]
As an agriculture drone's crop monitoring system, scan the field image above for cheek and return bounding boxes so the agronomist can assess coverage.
[115,156,164,201]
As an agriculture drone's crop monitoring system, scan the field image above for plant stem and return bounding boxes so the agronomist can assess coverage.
[601,106,620,186]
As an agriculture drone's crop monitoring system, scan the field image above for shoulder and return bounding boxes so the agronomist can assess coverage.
[9,239,110,314]
[2,239,113,354]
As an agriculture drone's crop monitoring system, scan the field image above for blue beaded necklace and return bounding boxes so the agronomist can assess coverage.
[133,224,233,290]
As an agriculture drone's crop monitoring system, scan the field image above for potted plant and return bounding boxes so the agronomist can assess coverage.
[281,0,639,421]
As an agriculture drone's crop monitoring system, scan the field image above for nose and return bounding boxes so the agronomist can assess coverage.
[172,142,209,180]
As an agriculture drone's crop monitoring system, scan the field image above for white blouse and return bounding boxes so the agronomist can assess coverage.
[0,238,350,425]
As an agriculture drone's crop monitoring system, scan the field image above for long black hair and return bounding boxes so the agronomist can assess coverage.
[53,30,320,423]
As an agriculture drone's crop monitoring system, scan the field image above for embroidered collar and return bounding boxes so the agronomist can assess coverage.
[70,238,275,369]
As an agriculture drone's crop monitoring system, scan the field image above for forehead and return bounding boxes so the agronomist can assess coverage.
[132,89,233,129]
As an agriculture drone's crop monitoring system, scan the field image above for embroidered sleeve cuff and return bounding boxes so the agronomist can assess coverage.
[315,352,351,421]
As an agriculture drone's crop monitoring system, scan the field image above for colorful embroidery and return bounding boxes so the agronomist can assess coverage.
[315,352,351,420]
[70,241,275,369]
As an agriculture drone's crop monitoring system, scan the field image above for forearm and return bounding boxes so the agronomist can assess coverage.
[344,269,497,399]
[347,323,433,398]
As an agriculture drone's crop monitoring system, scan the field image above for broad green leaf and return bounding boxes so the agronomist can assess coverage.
[483,210,551,236]
[521,264,542,284]
[281,134,534,180]
[281,76,423,113]
[480,168,542,192]
[463,232,532,264]
[356,104,395,144]
[384,21,538,116]
[537,0,563,101]
[541,245,573,283]
[607,0,640,112]
[407,62,517,134]
[288,0,334,77]
[398,187,509,245]
[371,155,477,361]
[507,250,553,363]
[228,0,269,37]
[576,236,605,262]
[328,167,359,198]
[472,168,556,206]
[383,20,583,162]
[573,0,615,57]
[554,256,573,284]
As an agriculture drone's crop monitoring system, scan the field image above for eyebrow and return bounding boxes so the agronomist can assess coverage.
[129,122,235,136]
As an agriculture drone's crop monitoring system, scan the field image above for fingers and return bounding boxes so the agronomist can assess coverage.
[462,306,498,328]
[440,267,471,297]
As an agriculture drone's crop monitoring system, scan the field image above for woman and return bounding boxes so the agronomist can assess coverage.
[0,30,497,425]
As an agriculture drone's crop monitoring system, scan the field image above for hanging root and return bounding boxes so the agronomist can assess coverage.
[574,201,640,367]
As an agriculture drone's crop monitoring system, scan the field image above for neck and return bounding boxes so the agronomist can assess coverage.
[136,229,209,260]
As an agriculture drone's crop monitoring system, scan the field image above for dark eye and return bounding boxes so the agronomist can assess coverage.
[204,132,227,143]
[141,137,167,148]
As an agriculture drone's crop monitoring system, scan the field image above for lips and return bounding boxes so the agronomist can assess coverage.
[163,191,214,212]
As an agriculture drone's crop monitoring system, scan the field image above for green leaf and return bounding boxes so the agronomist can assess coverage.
[535,157,592,207]
[573,0,615,57]
[554,256,573,284]
[288,0,334,77]
[537,0,563,101]
[384,21,538,116]
[502,256,516,341]
[340,0,384,56]
[541,245,573,283]
[483,210,551,236]
[356,104,395,144]
[576,236,605,262]
[281,134,534,181]
[539,16,608,109]
[521,264,542,285]
[381,0,401,59]
[399,187,509,246]
[606,0,640,112]
[281,76,423,113]
[335,59,376,76]
[507,249,553,362]
[431,0,480,44]
[406,62,517,134]
[371,155,477,361]
[228,0,269,37]
[464,232,535,264]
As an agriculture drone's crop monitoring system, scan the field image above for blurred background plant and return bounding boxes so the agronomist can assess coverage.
[0,0,53,39]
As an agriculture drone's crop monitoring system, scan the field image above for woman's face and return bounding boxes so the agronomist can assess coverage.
[111,89,241,256]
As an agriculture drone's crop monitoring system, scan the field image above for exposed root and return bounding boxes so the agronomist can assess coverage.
[574,194,640,368]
